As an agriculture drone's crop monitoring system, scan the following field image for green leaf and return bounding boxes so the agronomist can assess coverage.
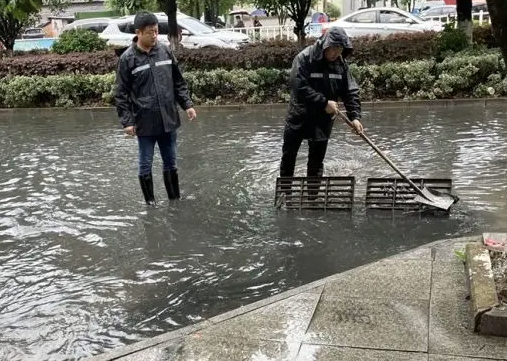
[454,249,467,262]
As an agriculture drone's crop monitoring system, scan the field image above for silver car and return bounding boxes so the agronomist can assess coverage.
[419,5,457,18]
[100,12,249,49]
[321,7,443,38]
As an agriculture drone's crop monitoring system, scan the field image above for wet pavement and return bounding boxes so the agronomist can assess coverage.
[86,235,507,361]
[0,100,506,359]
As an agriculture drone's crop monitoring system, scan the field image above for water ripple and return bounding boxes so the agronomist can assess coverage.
[0,105,505,360]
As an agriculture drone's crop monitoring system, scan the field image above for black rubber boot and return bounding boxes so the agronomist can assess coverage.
[163,169,180,200]
[306,166,323,200]
[170,170,180,199]
[139,173,156,206]
[279,177,293,196]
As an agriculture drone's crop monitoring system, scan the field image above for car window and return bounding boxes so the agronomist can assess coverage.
[424,7,443,15]
[25,29,42,34]
[118,22,136,34]
[80,23,109,33]
[346,10,376,23]
[178,17,214,34]
[379,10,407,23]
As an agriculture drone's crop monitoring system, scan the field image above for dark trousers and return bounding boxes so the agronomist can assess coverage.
[280,126,328,178]
[137,131,177,176]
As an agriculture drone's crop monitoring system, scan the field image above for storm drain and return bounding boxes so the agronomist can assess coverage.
[274,176,355,210]
[365,177,453,211]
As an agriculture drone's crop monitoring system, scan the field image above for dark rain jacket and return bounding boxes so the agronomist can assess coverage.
[286,27,361,141]
[114,39,193,136]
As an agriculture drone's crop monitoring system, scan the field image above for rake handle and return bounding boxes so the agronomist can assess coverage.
[334,110,427,199]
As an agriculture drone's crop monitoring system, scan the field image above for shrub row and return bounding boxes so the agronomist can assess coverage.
[0,26,497,77]
[0,51,119,78]
[179,31,441,71]
[52,29,108,54]
[0,53,505,108]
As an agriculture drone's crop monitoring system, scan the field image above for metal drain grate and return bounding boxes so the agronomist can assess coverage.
[365,177,453,211]
[274,176,355,210]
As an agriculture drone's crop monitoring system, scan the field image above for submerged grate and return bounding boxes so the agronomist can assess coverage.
[274,176,355,210]
[365,177,453,211]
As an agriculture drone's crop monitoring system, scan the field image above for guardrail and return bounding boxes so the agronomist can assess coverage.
[224,11,492,43]
[420,10,491,26]
[222,25,298,42]
[222,22,328,42]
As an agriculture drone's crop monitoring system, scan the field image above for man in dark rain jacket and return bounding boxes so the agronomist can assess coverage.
[279,26,363,190]
[115,11,196,206]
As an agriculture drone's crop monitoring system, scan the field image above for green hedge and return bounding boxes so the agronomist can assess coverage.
[0,53,505,108]
[0,74,115,107]
[52,29,108,54]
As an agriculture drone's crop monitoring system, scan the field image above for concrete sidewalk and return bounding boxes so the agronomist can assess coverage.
[86,235,507,361]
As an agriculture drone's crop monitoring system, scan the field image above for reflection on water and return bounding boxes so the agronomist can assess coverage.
[0,104,506,360]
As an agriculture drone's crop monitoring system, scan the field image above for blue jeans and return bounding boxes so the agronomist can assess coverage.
[137,131,177,176]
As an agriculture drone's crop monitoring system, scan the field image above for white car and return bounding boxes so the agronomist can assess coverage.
[61,18,113,34]
[99,12,249,49]
[321,7,443,38]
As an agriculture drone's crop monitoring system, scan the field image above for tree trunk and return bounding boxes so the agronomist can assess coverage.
[1,38,15,51]
[288,0,312,48]
[166,0,179,53]
[456,0,473,44]
[203,7,211,23]
[203,0,211,23]
[195,0,200,20]
[214,0,219,25]
[0,15,22,51]
[295,23,306,47]
[186,0,194,18]
[485,0,507,67]
[203,0,219,25]
[278,10,287,25]
[277,6,288,25]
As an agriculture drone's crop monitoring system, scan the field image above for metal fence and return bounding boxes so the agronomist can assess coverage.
[222,25,298,42]
[420,10,491,26]
[223,11,492,43]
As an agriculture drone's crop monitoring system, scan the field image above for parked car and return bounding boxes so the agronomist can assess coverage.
[419,2,489,19]
[321,7,443,38]
[99,12,249,49]
[204,17,227,29]
[419,5,457,17]
[61,18,113,34]
[411,0,445,15]
[21,27,45,39]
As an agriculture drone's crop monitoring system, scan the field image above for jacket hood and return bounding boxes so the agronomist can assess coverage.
[312,26,353,61]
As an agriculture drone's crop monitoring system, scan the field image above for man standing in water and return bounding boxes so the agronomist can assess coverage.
[115,11,196,206]
[279,27,363,195]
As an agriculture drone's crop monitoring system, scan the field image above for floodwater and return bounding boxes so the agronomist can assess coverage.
[0,103,506,360]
